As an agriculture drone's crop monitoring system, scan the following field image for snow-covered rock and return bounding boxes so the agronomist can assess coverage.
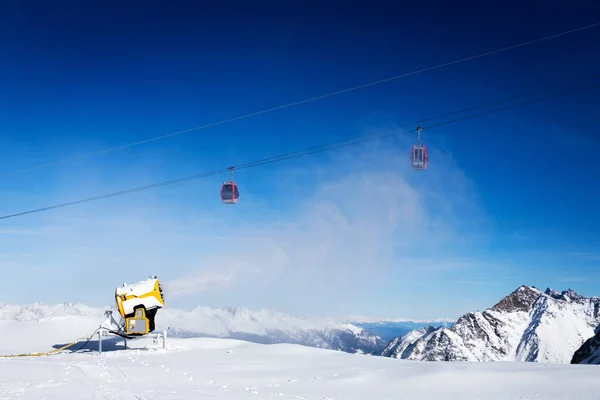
[571,327,600,364]
[380,285,600,363]
[380,326,437,358]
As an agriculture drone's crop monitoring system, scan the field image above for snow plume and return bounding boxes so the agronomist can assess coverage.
[162,271,235,299]
[0,133,491,318]
[161,137,491,317]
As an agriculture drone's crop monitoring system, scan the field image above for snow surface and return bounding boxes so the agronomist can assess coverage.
[0,330,599,399]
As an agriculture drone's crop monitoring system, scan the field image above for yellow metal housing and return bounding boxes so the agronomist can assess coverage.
[114,277,164,336]
[115,278,164,318]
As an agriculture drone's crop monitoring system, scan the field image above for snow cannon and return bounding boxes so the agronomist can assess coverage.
[115,277,164,336]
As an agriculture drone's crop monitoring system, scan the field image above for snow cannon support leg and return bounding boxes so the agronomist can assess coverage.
[98,329,102,355]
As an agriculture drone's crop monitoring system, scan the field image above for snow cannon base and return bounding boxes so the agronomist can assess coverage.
[125,308,150,336]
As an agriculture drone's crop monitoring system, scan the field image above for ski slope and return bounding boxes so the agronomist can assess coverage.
[0,334,598,399]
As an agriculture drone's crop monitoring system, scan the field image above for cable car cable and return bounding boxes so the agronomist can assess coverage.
[234,78,600,172]
[0,77,598,221]
[423,80,600,130]
[1,21,599,180]
[229,73,600,169]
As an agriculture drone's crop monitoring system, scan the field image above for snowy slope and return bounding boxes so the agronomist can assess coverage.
[0,335,597,400]
[380,326,437,358]
[514,289,600,362]
[0,303,109,355]
[571,327,600,364]
[381,285,600,363]
[0,302,384,354]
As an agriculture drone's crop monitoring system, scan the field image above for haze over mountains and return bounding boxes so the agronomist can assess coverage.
[0,302,389,354]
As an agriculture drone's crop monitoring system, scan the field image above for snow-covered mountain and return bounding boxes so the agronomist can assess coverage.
[380,326,438,358]
[0,302,385,354]
[345,317,454,342]
[380,285,600,363]
[0,302,105,321]
[157,306,385,353]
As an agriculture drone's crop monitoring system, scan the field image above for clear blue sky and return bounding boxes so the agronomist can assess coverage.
[0,0,599,319]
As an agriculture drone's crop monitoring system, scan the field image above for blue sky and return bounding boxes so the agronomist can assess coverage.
[0,0,599,319]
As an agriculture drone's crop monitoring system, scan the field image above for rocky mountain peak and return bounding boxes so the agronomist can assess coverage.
[563,289,587,302]
[544,288,561,298]
[544,288,587,302]
[381,284,600,364]
[490,285,541,313]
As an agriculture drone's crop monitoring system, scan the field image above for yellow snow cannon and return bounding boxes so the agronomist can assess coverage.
[115,277,164,336]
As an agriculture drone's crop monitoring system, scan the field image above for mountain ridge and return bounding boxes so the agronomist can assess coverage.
[380,285,600,363]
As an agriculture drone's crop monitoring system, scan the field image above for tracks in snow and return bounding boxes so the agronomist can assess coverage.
[0,346,386,400]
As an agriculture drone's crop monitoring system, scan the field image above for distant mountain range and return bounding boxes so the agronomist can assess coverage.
[4,286,599,364]
[157,306,387,354]
[380,285,600,363]
[348,320,453,342]
[0,302,386,354]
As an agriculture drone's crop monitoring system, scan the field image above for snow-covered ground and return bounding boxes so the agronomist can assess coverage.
[0,301,597,399]
[1,335,598,400]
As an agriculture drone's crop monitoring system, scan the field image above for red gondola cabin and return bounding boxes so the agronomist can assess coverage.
[220,181,240,204]
[410,144,428,171]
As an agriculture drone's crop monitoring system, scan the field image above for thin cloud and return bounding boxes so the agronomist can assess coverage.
[558,276,589,283]
[0,228,49,235]
[568,252,600,261]
[162,271,235,299]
